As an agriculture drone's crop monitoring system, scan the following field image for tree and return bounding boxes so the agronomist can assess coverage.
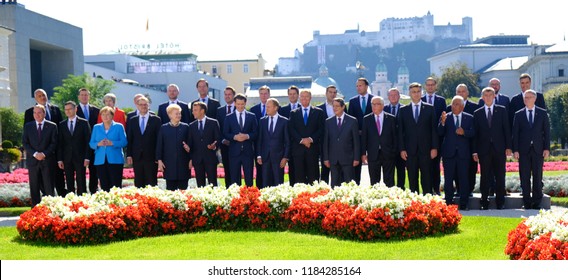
[51,73,115,108]
[0,108,24,147]
[544,84,568,148]
[436,62,480,98]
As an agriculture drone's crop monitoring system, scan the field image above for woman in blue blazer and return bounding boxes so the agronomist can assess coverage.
[89,106,128,192]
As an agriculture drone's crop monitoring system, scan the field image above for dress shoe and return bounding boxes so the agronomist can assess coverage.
[523,204,532,210]
[459,205,469,211]
[532,204,542,210]
[480,205,489,210]
[496,204,505,210]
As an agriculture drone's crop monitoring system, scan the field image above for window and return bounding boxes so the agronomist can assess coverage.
[243,64,249,73]
[559,69,564,77]
[227,65,232,74]
[212,65,217,75]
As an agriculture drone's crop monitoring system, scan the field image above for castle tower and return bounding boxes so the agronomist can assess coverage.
[396,53,410,95]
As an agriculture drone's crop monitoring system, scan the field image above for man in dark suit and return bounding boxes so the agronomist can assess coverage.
[323,98,360,188]
[361,96,397,187]
[249,85,271,188]
[347,78,374,184]
[422,77,446,195]
[257,98,290,188]
[76,88,100,194]
[510,73,547,128]
[193,78,221,120]
[188,101,221,187]
[479,78,512,196]
[24,89,65,197]
[438,96,475,210]
[317,85,337,184]
[216,86,236,186]
[223,94,258,187]
[288,89,326,184]
[512,89,550,209]
[398,82,439,194]
[126,96,162,188]
[473,87,512,210]
[57,101,91,195]
[158,84,191,125]
[279,85,301,186]
[23,105,58,207]
[384,88,406,189]
[445,84,480,197]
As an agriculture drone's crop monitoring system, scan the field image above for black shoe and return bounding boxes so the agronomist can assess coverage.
[459,205,469,211]
[523,204,532,210]
[532,204,542,210]
[496,204,505,210]
[480,205,488,210]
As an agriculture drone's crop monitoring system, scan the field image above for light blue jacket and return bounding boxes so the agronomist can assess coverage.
[89,121,128,165]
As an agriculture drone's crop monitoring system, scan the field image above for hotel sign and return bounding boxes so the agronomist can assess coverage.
[118,42,182,55]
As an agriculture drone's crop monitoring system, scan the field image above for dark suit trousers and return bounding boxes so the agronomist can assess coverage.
[166,179,188,191]
[288,157,297,185]
[64,160,87,195]
[406,152,432,194]
[54,165,66,197]
[293,148,320,184]
[255,159,263,188]
[88,161,99,194]
[29,160,55,207]
[220,144,231,186]
[479,146,506,207]
[368,153,395,187]
[394,155,406,189]
[194,160,218,187]
[319,156,329,184]
[442,156,470,207]
[330,162,353,188]
[261,156,284,188]
[133,160,158,188]
[230,154,254,187]
[519,147,544,208]
[455,157,478,195]
[97,159,123,192]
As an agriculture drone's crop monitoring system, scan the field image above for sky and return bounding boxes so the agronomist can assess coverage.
[22,0,567,68]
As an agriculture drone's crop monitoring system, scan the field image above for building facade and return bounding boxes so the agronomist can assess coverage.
[198,54,266,94]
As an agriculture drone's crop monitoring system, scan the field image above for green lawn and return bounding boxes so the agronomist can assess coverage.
[0,216,521,260]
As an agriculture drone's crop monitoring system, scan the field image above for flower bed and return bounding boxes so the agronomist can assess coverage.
[505,209,568,260]
[16,182,461,244]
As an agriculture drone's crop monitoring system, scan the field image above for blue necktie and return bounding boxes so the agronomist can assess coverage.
[84,105,89,120]
[269,117,274,134]
[303,108,308,125]
[199,120,203,134]
[361,96,366,113]
[414,105,419,123]
[239,113,244,130]
[528,110,533,127]
[140,116,145,134]
[261,105,265,117]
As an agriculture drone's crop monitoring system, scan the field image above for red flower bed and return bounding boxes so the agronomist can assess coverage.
[16,185,461,245]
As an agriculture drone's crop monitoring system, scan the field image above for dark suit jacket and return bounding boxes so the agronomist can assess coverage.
[192,97,221,120]
[223,110,258,157]
[422,94,447,122]
[398,102,439,155]
[384,103,403,118]
[509,92,547,125]
[216,104,234,141]
[317,102,334,119]
[188,117,221,164]
[347,94,374,131]
[126,114,162,162]
[361,112,397,161]
[76,104,100,129]
[473,105,512,156]
[57,117,92,164]
[288,106,326,157]
[279,103,301,119]
[25,103,63,125]
[257,115,290,161]
[445,99,480,116]
[512,107,550,155]
[479,94,510,109]
[437,112,475,159]
[323,114,360,165]
[249,103,266,123]
[158,101,191,125]
[156,123,191,180]
[126,110,156,123]
[23,120,58,166]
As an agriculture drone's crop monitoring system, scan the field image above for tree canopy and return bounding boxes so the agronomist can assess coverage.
[51,73,115,108]
[436,62,480,98]
[544,84,568,148]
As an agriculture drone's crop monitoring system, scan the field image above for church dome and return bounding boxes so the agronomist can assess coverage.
[376,62,387,72]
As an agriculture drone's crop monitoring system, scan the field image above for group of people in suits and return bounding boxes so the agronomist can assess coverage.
[22,73,550,211]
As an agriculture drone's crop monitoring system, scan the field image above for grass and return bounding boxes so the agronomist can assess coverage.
[0,207,30,217]
[0,216,521,260]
